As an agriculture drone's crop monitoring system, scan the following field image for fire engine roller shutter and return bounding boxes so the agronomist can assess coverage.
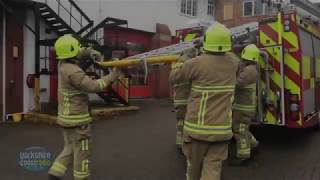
[259,12,302,125]
[312,35,320,111]
[299,29,316,117]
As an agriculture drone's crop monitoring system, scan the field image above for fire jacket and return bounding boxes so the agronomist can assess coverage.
[57,51,117,127]
[169,51,196,118]
[233,63,259,123]
[171,63,190,117]
[171,52,240,142]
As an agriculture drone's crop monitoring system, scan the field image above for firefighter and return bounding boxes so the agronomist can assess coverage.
[170,48,198,148]
[48,35,120,180]
[170,22,239,180]
[230,44,260,166]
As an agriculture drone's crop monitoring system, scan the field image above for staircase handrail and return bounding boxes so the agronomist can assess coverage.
[44,0,93,35]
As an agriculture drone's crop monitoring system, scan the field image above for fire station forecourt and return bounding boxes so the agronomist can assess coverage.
[1,100,320,180]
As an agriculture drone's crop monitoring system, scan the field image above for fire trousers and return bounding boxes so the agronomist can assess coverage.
[232,120,258,159]
[183,138,229,180]
[175,106,186,145]
[176,118,184,145]
[49,125,91,180]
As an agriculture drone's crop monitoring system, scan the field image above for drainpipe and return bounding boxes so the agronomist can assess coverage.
[2,8,6,121]
[34,3,40,112]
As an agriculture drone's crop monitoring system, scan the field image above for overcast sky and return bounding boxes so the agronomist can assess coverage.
[309,0,320,2]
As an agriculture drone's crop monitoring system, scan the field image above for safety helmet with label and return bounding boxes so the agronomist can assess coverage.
[54,35,80,60]
[203,22,231,52]
[241,44,260,62]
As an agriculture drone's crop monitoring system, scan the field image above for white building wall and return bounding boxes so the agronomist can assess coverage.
[23,10,56,112]
[75,0,215,34]
[23,10,35,113]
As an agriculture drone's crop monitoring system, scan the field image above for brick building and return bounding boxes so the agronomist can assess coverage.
[215,0,277,27]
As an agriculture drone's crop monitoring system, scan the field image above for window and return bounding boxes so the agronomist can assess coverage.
[180,0,198,17]
[208,0,214,16]
[192,0,197,16]
[223,4,233,20]
[243,0,263,16]
[186,0,192,15]
[180,0,186,14]
[243,0,254,16]
[254,0,263,15]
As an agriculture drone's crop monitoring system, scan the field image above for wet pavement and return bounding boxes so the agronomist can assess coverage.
[1,99,320,180]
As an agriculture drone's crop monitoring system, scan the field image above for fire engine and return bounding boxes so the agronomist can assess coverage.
[257,3,320,128]
[98,1,320,129]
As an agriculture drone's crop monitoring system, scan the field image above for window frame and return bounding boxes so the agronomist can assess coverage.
[223,4,233,20]
[207,0,214,16]
[180,0,198,17]
[180,0,187,15]
[242,0,254,17]
[242,0,263,17]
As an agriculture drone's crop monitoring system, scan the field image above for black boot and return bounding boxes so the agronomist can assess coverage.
[48,174,62,180]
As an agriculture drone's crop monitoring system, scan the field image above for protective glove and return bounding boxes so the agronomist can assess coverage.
[90,50,103,62]
[108,68,123,82]
[177,48,198,63]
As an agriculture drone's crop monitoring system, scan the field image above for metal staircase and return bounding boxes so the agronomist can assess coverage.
[38,3,75,35]
[38,0,92,35]
[32,0,130,106]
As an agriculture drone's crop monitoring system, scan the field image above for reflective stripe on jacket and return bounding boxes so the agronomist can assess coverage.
[170,52,240,142]
[57,57,115,127]
[170,60,191,108]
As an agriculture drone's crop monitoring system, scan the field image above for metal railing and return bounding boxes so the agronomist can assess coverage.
[44,0,93,35]
[82,17,128,46]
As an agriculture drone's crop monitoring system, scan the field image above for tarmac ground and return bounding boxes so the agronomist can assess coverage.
[1,99,320,180]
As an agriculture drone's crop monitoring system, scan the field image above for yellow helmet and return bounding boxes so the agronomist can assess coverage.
[241,44,260,62]
[184,33,197,42]
[54,35,80,60]
[203,22,231,52]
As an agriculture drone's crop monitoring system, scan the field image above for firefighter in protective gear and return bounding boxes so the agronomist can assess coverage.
[170,48,198,147]
[170,22,239,180]
[48,35,120,180]
[231,44,260,166]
